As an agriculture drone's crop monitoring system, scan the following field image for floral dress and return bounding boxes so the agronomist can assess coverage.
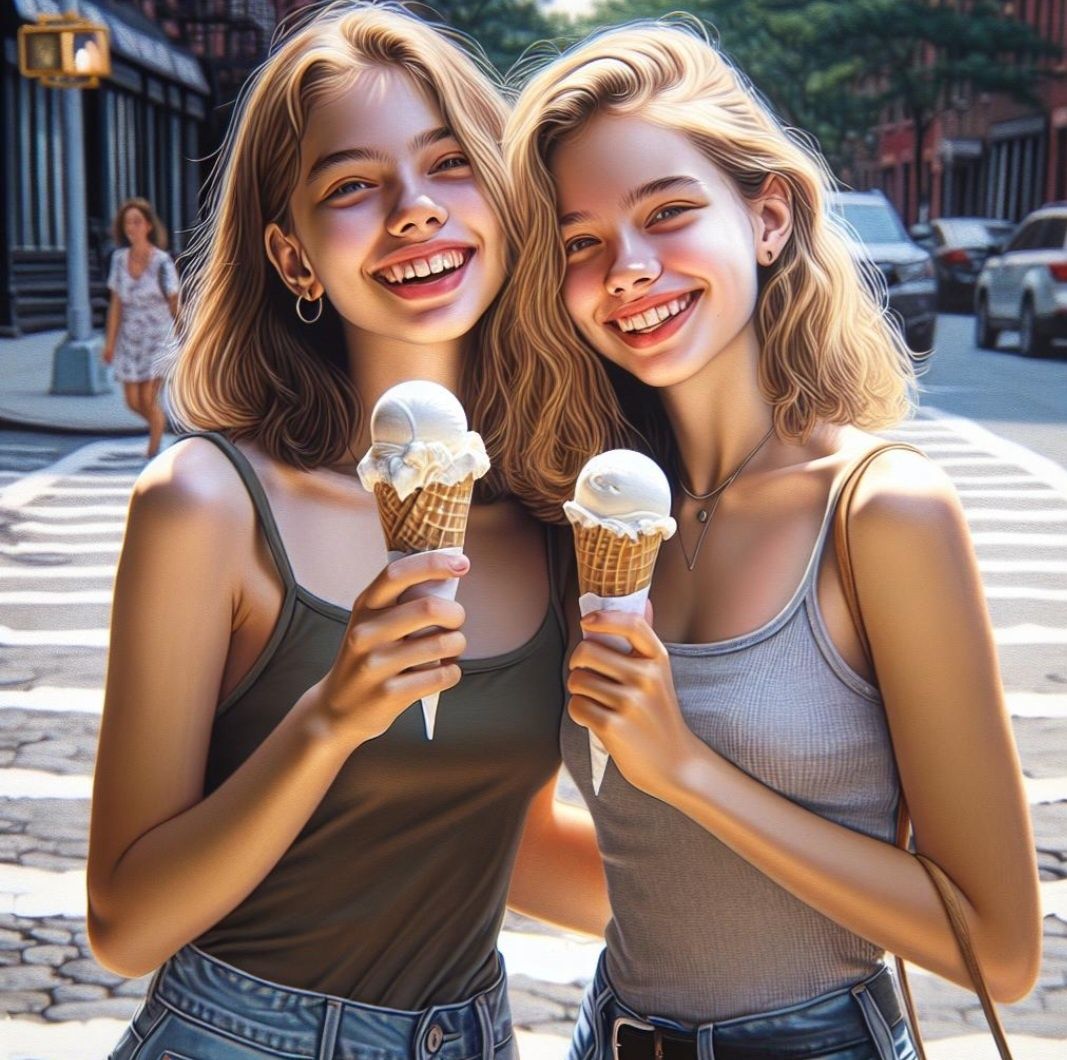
[106,246,179,383]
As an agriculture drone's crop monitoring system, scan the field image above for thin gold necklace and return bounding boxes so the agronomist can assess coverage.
[675,425,775,572]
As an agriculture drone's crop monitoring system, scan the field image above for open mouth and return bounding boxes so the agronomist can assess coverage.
[610,291,700,340]
[375,249,471,288]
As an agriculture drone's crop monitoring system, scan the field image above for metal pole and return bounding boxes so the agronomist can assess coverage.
[62,87,91,340]
[50,85,108,394]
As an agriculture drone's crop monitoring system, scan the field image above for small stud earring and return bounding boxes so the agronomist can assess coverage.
[766,250,774,263]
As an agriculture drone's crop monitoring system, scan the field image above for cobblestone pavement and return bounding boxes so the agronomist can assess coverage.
[0,413,1065,1058]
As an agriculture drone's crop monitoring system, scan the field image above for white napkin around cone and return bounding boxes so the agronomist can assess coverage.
[390,546,464,739]
[577,587,650,794]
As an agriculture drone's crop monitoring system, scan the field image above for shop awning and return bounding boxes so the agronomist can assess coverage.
[13,0,209,94]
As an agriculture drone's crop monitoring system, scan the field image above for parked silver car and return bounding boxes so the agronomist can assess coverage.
[974,204,1067,357]
[829,190,938,356]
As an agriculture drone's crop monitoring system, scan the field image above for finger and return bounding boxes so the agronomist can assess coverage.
[567,694,612,733]
[373,630,467,676]
[360,551,470,611]
[569,639,647,683]
[567,668,631,712]
[580,611,662,658]
[382,662,462,703]
[352,595,466,650]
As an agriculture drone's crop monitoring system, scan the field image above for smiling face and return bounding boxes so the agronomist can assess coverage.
[551,113,765,390]
[278,66,506,347]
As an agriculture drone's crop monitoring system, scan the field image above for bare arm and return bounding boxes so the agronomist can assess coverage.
[568,450,1040,1003]
[88,440,470,978]
[508,773,609,937]
[102,292,121,363]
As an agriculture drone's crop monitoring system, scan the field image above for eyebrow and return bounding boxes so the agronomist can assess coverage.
[559,176,703,227]
[306,126,456,184]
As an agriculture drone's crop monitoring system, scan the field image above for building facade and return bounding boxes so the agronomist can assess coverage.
[854,0,1067,226]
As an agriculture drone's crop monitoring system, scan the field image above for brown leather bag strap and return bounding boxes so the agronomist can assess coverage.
[833,441,1015,1060]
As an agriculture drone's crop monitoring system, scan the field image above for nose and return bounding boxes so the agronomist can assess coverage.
[605,235,659,295]
[386,180,448,238]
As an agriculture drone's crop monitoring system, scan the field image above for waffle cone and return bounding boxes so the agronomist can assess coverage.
[573,523,664,597]
[374,477,474,553]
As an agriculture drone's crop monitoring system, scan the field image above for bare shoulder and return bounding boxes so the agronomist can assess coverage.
[130,436,253,532]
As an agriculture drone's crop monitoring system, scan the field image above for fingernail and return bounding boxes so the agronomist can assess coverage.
[449,556,469,573]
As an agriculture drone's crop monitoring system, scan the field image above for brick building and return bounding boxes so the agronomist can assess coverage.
[854,1,1067,225]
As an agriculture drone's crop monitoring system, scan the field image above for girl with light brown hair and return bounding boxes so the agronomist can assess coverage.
[102,197,177,458]
[89,5,605,1058]
[498,19,1040,1060]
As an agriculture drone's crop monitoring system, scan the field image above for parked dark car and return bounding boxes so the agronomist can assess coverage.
[974,203,1067,357]
[829,190,938,357]
[909,217,1014,312]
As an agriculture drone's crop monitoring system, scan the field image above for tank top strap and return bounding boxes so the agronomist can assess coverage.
[799,439,926,597]
[194,432,297,589]
[543,522,571,640]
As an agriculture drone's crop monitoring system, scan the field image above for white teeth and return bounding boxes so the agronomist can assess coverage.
[617,292,693,333]
[380,250,467,284]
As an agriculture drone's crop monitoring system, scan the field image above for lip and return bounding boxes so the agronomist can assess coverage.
[607,290,702,349]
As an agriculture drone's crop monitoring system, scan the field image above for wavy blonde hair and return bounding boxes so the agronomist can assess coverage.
[169,1,515,494]
[487,19,916,523]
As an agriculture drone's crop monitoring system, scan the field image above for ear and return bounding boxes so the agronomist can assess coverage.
[752,176,793,266]
[264,223,324,300]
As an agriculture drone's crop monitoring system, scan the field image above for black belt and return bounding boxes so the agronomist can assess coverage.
[614,1019,698,1060]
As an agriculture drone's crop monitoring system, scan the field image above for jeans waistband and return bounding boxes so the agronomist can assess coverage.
[151,944,511,1060]
[593,957,903,1057]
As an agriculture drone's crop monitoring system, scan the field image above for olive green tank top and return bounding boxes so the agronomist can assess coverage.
[192,433,566,1008]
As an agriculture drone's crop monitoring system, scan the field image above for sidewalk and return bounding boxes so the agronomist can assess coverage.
[0,331,145,435]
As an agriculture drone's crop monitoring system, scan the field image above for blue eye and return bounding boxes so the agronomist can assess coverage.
[434,155,470,172]
[565,236,597,255]
[328,179,372,199]
[650,204,689,224]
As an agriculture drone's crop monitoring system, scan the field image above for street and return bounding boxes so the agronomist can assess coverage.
[0,314,1065,1057]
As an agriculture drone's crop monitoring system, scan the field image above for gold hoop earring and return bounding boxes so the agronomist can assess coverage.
[295,290,324,324]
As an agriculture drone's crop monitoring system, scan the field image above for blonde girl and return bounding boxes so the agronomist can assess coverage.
[89,5,604,1058]
[494,20,1040,1060]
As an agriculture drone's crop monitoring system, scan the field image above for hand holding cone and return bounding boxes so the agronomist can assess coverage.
[357,381,490,739]
[564,450,676,793]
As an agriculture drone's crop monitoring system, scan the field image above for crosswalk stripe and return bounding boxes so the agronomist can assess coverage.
[1007,693,1067,718]
[0,626,108,647]
[0,541,120,555]
[0,439,144,510]
[0,687,103,713]
[957,488,1063,498]
[0,769,92,799]
[994,625,1067,645]
[952,474,1056,485]
[984,587,1067,602]
[17,504,129,518]
[964,509,1067,523]
[971,531,1067,546]
[31,487,133,498]
[11,521,125,536]
[0,565,115,579]
[978,559,1067,573]
[0,590,112,604]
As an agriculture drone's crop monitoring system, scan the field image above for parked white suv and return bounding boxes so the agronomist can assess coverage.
[974,204,1067,356]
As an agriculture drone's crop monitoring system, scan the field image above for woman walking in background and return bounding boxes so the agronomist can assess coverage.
[102,197,178,459]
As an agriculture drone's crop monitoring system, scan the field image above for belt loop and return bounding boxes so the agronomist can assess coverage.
[851,982,895,1060]
[476,993,495,1060]
[695,1024,716,1060]
[317,997,343,1060]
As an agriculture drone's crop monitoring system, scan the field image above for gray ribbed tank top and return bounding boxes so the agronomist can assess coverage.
[560,453,901,1023]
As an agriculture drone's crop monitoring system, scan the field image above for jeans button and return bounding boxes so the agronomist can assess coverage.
[426,1024,444,1053]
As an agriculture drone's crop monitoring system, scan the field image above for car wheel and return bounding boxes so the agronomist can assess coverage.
[1019,299,1051,357]
[975,297,999,349]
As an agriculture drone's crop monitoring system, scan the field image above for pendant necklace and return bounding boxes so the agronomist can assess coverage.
[675,425,775,572]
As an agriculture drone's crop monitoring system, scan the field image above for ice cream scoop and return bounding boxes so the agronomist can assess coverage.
[358,381,490,739]
[564,450,676,792]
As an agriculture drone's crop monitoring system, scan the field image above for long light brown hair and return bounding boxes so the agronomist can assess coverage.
[489,19,916,523]
[168,1,516,494]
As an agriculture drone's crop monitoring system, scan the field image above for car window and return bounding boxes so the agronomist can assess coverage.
[1006,222,1041,252]
[1037,218,1067,249]
[835,201,908,243]
[942,220,1011,247]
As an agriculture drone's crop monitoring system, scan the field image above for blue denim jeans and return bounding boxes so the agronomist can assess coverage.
[569,954,918,1060]
[108,945,516,1060]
